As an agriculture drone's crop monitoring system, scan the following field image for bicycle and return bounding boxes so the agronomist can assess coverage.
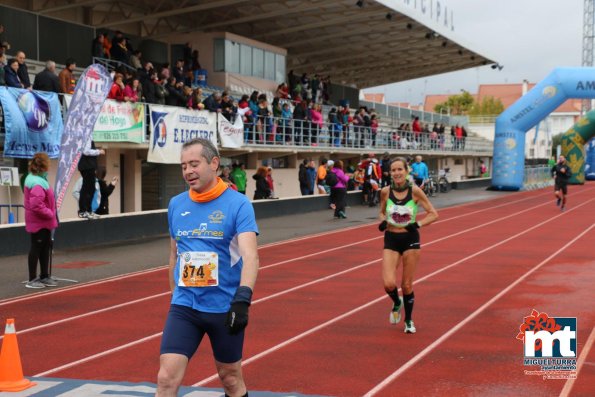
[438,167,452,193]
[423,174,439,197]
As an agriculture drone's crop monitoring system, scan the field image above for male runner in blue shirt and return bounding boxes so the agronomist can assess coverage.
[156,138,259,397]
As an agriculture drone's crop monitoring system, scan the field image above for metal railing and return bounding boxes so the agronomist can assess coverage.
[240,116,493,153]
[0,204,24,224]
[0,89,493,154]
[523,166,554,189]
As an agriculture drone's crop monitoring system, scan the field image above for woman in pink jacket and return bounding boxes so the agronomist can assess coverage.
[329,160,350,219]
[23,152,58,289]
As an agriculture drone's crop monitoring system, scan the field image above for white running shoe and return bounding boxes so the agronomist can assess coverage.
[404,320,416,334]
[389,297,403,324]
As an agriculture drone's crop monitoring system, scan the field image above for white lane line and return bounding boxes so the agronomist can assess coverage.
[35,198,592,379]
[192,198,595,387]
[559,326,595,397]
[0,188,557,307]
[5,192,562,340]
[363,223,595,397]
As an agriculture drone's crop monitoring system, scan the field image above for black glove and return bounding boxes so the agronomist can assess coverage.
[405,222,420,232]
[378,220,388,232]
[225,286,253,335]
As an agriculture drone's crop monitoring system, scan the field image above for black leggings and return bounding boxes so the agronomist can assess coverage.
[29,229,51,281]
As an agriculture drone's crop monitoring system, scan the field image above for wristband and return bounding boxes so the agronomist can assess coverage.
[231,286,253,305]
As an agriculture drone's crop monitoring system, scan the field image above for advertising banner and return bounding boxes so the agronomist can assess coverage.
[54,64,112,212]
[148,106,217,164]
[0,87,64,158]
[93,99,145,143]
[218,114,244,148]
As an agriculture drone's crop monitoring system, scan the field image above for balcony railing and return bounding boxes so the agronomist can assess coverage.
[0,93,492,154]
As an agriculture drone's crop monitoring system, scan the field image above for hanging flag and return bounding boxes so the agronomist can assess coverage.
[54,64,111,212]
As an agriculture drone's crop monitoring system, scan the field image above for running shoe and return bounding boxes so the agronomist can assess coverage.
[389,297,403,324]
[25,278,45,289]
[556,198,561,206]
[404,320,416,334]
[561,205,565,212]
[40,277,58,287]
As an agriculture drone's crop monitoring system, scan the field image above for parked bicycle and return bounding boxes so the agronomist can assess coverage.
[423,173,439,197]
[438,167,452,193]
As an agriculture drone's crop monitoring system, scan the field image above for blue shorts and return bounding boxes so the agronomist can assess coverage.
[160,304,245,363]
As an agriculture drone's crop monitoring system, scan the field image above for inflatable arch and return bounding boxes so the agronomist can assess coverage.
[584,132,595,180]
[492,67,595,190]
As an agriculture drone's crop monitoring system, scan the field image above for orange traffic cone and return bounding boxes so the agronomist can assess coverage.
[0,318,36,392]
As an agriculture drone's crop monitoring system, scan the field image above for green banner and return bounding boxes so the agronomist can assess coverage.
[93,99,145,143]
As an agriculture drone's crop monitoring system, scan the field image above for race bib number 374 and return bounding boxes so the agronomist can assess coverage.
[178,251,219,287]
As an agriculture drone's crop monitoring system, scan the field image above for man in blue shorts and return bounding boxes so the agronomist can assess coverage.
[156,138,259,397]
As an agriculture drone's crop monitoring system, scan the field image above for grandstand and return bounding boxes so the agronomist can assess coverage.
[0,1,498,220]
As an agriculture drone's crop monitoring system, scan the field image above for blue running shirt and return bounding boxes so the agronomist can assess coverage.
[168,188,259,313]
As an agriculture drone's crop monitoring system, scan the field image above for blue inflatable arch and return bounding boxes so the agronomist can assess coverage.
[492,67,595,190]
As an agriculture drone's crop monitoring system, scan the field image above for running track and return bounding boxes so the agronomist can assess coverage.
[1,186,594,397]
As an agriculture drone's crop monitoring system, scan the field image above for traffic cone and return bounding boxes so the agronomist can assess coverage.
[0,318,36,392]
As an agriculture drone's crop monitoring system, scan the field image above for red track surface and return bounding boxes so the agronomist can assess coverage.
[1,186,594,396]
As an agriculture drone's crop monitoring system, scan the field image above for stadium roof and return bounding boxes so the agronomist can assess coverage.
[28,0,497,88]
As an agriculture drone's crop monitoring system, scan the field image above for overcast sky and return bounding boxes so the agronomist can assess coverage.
[363,0,584,105]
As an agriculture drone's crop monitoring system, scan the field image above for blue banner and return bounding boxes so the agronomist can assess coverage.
[54,64,112,212]
[0,87,64,158]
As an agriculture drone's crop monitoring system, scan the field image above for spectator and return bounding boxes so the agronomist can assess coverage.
[123,77,142,102]
[266,167,276,198]
[72,174,101,214]
[187,87,204,110]
[77,140,105,219]
[92,33,107,59]
[111,36,130,65]
[316,158,329,194]
[0,24,10,52]
[58,58,77,94]
[16,51,31,88]
[23,152,58,289]
[129,50,142,70]
[330,160,350,219]
[298,159,310,195]
[306,160,317,195]
[152,72,168,105]
[252,166,271,200]
[182,43,193,69]
[219,165,237,191]
[172,59,185,82]
[95,167,118,215]
[381,152,391,188]
[220,91,236,122]
[276,83,289,99]
[203,91,222,112]
[108,73,126,101]
[190,49,202,71]
[33,60,60,93]
[4,58,23,88]
[280,102,293,142]
[410,155,429,188]
[102,32,112,58]
[165,77,186,107]
[310,103,323,146]
[231,163,247,195]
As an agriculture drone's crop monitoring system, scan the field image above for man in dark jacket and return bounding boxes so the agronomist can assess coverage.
[16,51,31,88]
[33,60,60,93]
[78,140,105,219]
[298,159,310,195]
